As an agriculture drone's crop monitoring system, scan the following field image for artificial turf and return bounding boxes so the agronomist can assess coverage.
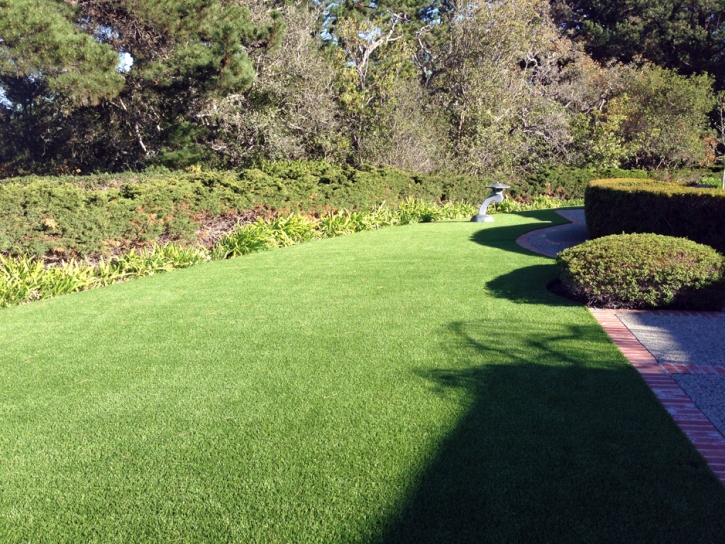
[2,210,725,543]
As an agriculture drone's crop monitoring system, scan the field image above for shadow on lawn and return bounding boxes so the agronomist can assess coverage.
[470,210,580,306]
[468,209,569,258]
[484,263,578,306]
[377,319,725,543]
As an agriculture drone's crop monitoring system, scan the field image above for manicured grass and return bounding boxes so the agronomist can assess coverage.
[2,210,725,542]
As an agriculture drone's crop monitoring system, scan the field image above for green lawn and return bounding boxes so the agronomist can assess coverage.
[2,210,725,543]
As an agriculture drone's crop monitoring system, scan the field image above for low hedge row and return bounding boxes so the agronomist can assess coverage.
[0,163,494,258]
[585,179,725,253]
[0,161,601,259]
[0,160,652,258]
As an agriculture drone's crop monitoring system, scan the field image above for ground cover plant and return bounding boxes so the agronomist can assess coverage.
[0,163,620,260]
[557,233,725,309]
[0,200,474,308]
[2,211,725,542]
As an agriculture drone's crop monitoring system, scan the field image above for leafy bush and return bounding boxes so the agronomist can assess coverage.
[0,164,491,258]
[557,234,725,310]
[585,178,725,252]
[511,165,649,200]
[2,161,607,259]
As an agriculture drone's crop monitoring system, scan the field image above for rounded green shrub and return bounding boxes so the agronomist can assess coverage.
[556,233,725,310]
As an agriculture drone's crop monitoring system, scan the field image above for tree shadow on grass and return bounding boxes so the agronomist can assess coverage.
[484,263,578,307]
[376,319,725,543]
[468,209,570,258]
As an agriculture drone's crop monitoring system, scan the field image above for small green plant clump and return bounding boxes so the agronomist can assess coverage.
[0,245,209,308]
[557,233,725,310]
[0,199,476,308]
[492,195,584,213]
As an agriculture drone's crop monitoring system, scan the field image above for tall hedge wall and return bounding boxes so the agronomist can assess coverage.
[585,179,725,253]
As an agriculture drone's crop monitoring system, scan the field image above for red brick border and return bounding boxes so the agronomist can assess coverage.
[590,308,725,485]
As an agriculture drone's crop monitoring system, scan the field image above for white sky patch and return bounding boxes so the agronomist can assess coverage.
[117,52,133,73]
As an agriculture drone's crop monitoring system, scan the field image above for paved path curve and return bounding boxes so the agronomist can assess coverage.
[515,209,588,258]
[514,208,725,486]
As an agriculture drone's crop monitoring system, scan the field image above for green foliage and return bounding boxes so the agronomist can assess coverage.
[493,196,585,213]
[2,0,723,178]
[210,199,476,260]
[619,66,715,168]
[585,178,725,252]
[0,163,660,259]
[0,199,478,307]
[0,243,209,308]
[570,65,716,169]
[0,0,124,105]
[0,173,246,256]
[553,0,725,86]
[211,214,321,260]
[557,233,725,310]
[0,164,486,257]
[513,165,649,200]
[0,0,282,173]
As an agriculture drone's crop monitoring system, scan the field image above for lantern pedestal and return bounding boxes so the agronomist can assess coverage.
[471,182,511,223]
[470,213,495,223]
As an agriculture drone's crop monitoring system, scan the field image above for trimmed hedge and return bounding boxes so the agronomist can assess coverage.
[557,233,725,310]
[585,179,725,253]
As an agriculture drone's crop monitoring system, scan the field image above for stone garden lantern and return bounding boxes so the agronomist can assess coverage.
[470,182,511,222]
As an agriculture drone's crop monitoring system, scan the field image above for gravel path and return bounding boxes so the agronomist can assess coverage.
[616,313,725,366]
[672,376,725,440]
[517,209,588,258]
[616,311,725,438]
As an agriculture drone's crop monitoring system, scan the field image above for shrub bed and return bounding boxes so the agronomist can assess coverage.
[0,199,476,308]
[556,233,725,310]
[585,178,725,252]
[0,164,485,258]
[512,165,649,200]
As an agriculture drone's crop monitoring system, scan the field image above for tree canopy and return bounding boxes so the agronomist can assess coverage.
[551,0,725,85]
[0,0,722,176]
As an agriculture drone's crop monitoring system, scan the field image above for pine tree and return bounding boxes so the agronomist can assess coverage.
[0,0,283,172]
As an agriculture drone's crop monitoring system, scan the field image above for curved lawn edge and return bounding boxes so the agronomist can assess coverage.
[2,199,475,309]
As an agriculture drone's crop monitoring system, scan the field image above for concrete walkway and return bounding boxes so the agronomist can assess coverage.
[515,208,725,485]
[516,209,588,258]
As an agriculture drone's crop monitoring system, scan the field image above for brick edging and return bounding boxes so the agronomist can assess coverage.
[589,308,725,485]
